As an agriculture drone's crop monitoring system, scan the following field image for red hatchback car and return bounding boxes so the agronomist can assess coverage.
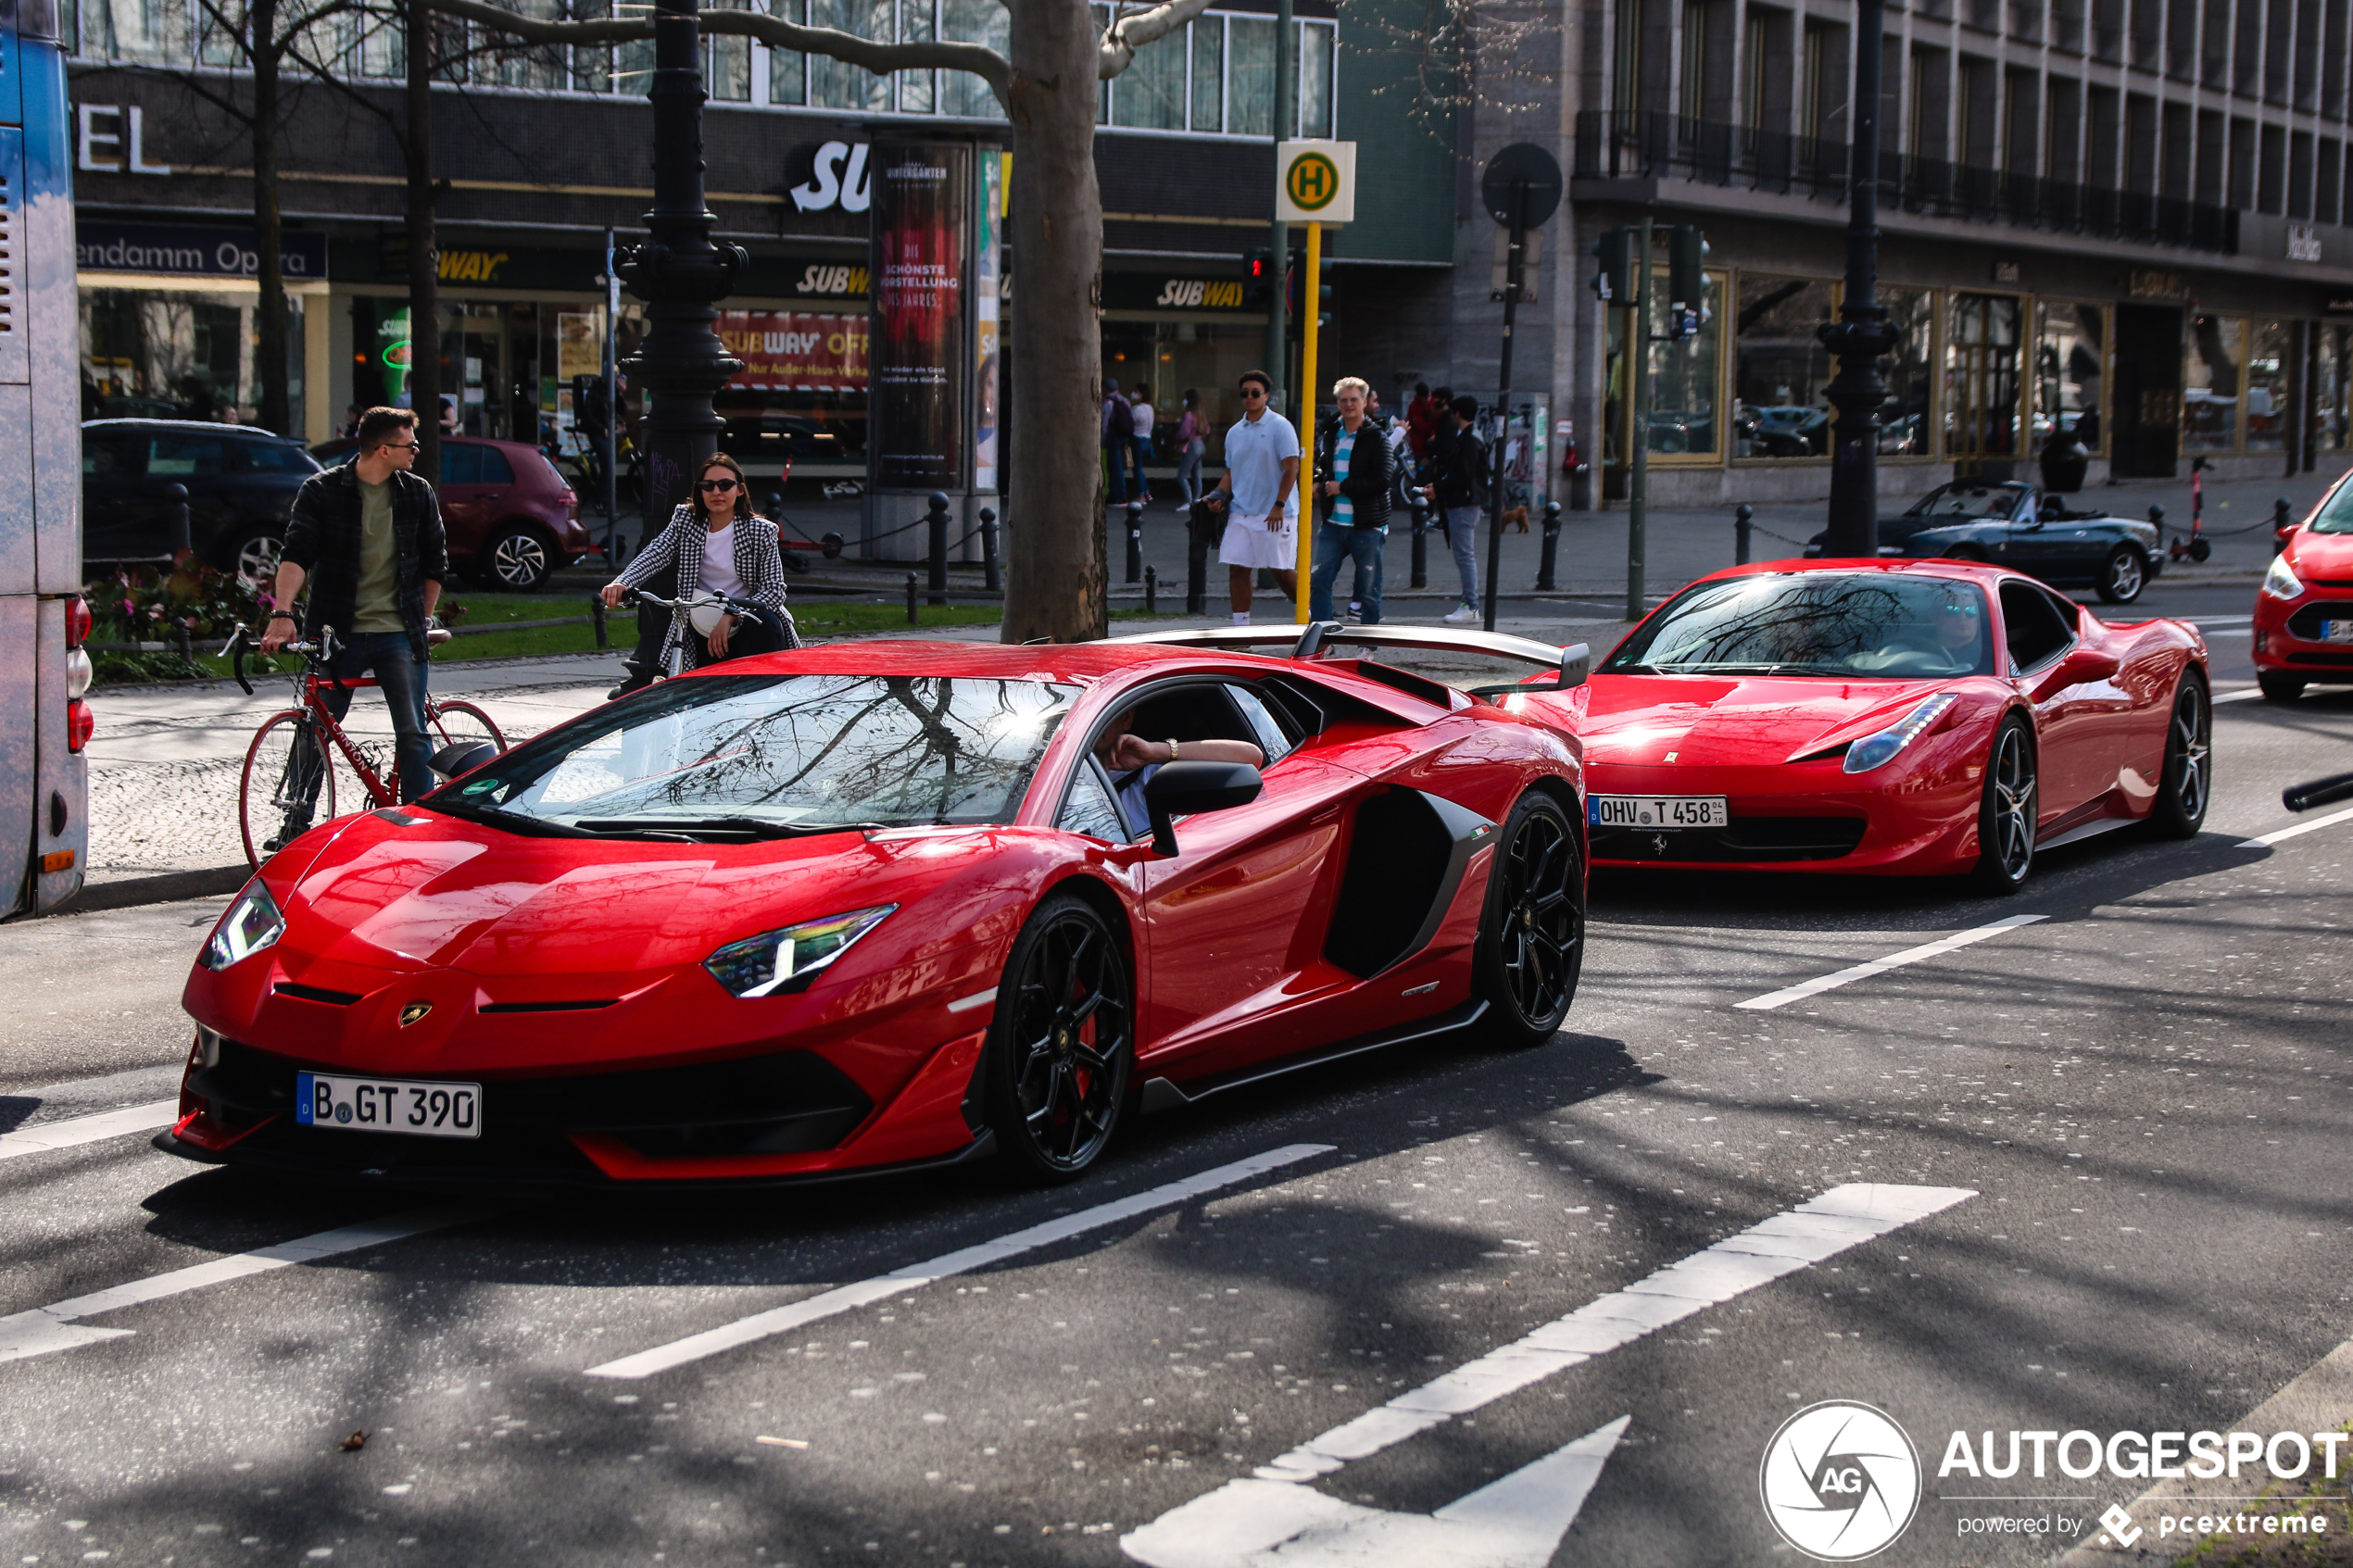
[2255,471,2353,701]
[311,434,592,592]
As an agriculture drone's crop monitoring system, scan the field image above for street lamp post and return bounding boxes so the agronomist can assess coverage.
[620,0,746,538]
[1817,0,1897,558]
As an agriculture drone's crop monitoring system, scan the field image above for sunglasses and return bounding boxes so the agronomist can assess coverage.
[1239,386,1267,398]
[381,441,420,452]
[698,478,739,492]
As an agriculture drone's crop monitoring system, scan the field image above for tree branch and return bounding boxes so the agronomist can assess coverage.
[1099,0,1214,80]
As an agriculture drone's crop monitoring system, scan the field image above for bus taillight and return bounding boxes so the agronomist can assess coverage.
[64,596,91,649]
[66,700,94,753]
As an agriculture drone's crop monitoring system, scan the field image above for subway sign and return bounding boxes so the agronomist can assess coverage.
[1104,273,1255,312]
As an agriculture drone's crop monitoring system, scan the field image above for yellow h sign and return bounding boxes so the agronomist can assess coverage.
[1275,141,1356,224]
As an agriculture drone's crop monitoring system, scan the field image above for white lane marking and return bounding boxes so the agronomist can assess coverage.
[586,1143,1336,1380]
[1122,1416,1630,1568]
[2196,627,2252,637]
[0,1206,491,1364]
[2213,687,2264,704]
[1243,1184,1975,1486]
[2238,803,2353,848]
[0,1100,181,1161]
[945,987,998,1014]
[1733,915,2047,1010]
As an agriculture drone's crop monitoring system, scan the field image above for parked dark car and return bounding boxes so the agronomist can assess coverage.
[312,434,592,592]
[82,420,322,581]
[1804,480,2162,604]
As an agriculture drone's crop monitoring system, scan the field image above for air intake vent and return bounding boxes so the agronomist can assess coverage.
[274,982,362,1006]
[478,999,619,1014]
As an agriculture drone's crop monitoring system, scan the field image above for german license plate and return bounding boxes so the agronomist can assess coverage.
[1589,795,1729,830]
[295,1071,482,1139]
[2323,620,2353,644]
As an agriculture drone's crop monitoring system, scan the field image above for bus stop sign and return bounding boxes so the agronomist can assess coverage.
[1480,143,1563,229]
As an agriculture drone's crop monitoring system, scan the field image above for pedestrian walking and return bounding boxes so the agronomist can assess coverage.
[258,406,447,834]
[1129,383,1157,504]
[1309,377,1394,625]
[1206,370,1300,625]
[601,452,799,672]
[1102,384,1138,504]
[1174,389,1206,507]
[1422,394,1488,624]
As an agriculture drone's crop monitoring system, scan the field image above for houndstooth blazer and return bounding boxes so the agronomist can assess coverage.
[618,504,799,667]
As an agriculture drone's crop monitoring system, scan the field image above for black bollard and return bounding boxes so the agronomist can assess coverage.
[979,506,1000,594]
[2275,496,2294,535]
[765,489,783,521]
[1408,494,1429,589]
[588,595,609,649]
[164,483,193,558]
[1536,500,1563,590]
[1125,500,1144,584]
[1735,503,1754,566]
[1185,504,1208,614]
[1145,564,1157,615]
[925,492,950,605]
[906,571,919,625]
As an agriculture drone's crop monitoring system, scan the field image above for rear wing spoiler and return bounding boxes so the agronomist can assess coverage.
[1103,622,1591,701]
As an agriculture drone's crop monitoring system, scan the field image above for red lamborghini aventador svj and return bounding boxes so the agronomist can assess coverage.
[164,626,1592,1190]
[1581,559,2211,889]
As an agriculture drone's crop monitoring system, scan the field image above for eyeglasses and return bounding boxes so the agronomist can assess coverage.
[382,441,420,452]
[698,478,739,493]
[1239,386,1267,399]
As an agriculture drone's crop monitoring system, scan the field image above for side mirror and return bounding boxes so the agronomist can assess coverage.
[430,741,498,783]
[1142,760,1263,856]
[2032,645,2119,700]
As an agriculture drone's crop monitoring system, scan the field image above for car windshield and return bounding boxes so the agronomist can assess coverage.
[1603,572,1996,679]
[2309,482,2353,534]
[1904,483,2027,520]
[431,673,1079,837]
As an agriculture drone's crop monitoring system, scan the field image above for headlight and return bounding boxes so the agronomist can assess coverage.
[2261,553,2306,601]
[202,880,286,972]
[703,905,897,998]
[1843,694,1960,775]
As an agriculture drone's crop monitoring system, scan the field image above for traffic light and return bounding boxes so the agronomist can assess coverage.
[1244,248,1276,310]
[1312,255,1334,329]
[1667,224,1709,338]
[1284,250,1333,329]
[1592,227,1631,303]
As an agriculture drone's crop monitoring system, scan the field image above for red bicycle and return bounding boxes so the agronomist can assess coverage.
[222,623,508,868]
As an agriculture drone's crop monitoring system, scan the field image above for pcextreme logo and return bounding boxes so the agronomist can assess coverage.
[1760,1400,1924,1561]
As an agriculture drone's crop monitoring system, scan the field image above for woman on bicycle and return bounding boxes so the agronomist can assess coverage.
[601,453,798,671]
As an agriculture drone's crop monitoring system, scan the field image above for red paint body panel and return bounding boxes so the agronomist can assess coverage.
[2254,526,2353,686]
[1582,559,2204,876]
[172,640,1587,1186]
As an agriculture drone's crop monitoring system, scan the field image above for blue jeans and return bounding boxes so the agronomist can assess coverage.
[1104,440,1137,504]
[1128,435,1154,497]
[1309,524,1384,623]
[1176,439,1204,502]
[319,631,435,803]
[1444,505,1481,605]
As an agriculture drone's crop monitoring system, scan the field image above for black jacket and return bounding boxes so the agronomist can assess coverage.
[1430,422,1489,508]
[282,462,450,659]
[1315,418,1394,530]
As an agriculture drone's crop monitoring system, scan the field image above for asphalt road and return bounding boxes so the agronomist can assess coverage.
[3,682,2349,1567]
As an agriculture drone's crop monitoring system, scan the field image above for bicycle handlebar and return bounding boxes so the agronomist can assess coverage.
[220,623,344,696]
[621,588,771,619]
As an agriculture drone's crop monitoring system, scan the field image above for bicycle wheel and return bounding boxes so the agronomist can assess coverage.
[428,699,508,756]
[239,711,336,870]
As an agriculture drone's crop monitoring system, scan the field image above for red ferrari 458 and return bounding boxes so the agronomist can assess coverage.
[1581,559,2211,889]
[163,626,1592,1189]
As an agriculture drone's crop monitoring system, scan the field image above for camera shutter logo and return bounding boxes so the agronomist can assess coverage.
[1758,1400,1922,1561]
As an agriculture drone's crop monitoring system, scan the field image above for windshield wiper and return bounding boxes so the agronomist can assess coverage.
[426,800,598,838]
[568,816,884,841]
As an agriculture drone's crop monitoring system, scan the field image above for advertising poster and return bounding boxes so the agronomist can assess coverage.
[869,141,971,490]
[715,310,869,392]
[555,313,602,381]
[973,151,1003,495]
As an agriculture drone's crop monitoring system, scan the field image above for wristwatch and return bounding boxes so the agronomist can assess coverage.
[1166,739,1180,762]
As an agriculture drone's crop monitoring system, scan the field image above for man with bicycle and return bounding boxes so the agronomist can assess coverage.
[259,407,447,831]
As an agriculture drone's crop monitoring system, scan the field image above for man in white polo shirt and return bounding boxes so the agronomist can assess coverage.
[1205,369,1300,625]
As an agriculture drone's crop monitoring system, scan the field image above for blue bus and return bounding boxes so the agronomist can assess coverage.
[2,0,90,918]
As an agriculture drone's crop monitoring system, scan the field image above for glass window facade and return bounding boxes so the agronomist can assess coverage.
[2243,318,2290,451]
[1879,287,1935,457]
[2032,301,2107,455]
[1731,275,1833,458]
[2319,325,2350,454]
[2182,313,2243,452]
[1943,293,2023,470]
[81,288,306,432]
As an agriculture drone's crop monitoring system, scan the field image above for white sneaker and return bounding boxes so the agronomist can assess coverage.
[1442,603,1479,624]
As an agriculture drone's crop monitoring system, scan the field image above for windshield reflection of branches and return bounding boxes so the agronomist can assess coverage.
[507,676,1074,826]
[1618,577,1986,675]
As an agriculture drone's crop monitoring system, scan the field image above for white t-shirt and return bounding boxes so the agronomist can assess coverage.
[1131,401,1155,438]
[700,521,749,600]
[1224,408,1302,521]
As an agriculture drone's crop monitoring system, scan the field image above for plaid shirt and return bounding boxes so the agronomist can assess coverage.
[282,463,449,659]
[618,505,799,667]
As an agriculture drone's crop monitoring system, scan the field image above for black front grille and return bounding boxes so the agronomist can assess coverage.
[1592,814,1869,864]
[2284,601,2353,640]
[2283,650,2353,667]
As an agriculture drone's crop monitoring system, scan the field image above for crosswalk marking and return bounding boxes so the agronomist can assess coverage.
[0,1100,182,1161]
[1733,915,2046,1010]
[585,1143,1337,1380]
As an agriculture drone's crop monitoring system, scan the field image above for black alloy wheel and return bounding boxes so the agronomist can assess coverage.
[1473,791,1584,1047]
[484,526,555,592]
[985,894,1133,1184]
[2144,674,2211,838]
[1971,716,2039,893]
[2258,671,2306,703]
[2095,545,2147,604]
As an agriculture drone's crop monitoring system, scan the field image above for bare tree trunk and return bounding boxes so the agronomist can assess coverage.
[1000,0,1105,644]
[405,0,442,484]
[251,0,292,434]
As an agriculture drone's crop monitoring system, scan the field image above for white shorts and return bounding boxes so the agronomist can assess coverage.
[1218,512,1300,570]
